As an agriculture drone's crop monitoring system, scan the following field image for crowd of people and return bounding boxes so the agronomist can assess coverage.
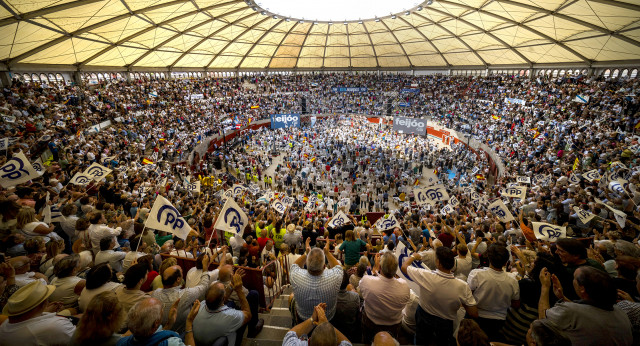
[0,70,637,346]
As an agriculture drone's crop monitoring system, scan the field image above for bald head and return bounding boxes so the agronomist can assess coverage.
[161,265,183,287]
[205,282,226,310]
[310,322,337,346]
[128,298,163,338]
[372,331,400,346]
[218,264,234,282]
[9,256,30,274]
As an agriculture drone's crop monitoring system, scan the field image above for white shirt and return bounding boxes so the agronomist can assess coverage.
[453,255,473,281]
[49,276,83,309]
[359,275,410,325]
[95,250,126,273]
[0,312,75,346]
[170,249,194,258]
[185,268,219,288]
[467,267,520,320]
[78,282,122,312]
[87,224,121,254]
[407,267,476,321]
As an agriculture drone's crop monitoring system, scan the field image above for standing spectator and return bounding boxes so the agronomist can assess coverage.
[401,246,478,345]
[290,238,343,323]
[359,252,410,343]
[467,244,520,341]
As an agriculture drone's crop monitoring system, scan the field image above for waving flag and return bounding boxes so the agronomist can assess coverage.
[32,158,45,176]
[0,152,40,188]
[501,186,527,198]
[328,211,351,228]
[595,198,627,228]
[374,214,400,231]
[423,170,439,186]
[573,207,596,224]
[185,180,201,194]
[271,199,287,214]
[488,199,515,223]
[83,163,112,181]
[532,222,566,242]
[215,198,249,236]
[146,195,191,239]
[142,158,154,165]
[69,172,93,186]
[394,241,430,293]
[232,184,246,196]
[338,197,350,209]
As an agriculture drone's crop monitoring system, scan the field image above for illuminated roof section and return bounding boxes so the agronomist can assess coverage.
[0,0,639,69]
[253,0,423,22]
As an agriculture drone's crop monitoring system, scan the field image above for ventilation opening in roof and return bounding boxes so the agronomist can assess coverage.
[253,0,424,22]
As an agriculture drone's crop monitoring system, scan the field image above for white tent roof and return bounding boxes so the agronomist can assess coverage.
[0,0,639,69]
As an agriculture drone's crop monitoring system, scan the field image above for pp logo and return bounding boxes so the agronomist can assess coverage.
[504,188,522,196]
[1,157,29,180]
[187,183,198,191]
[416,192,427,202]
[157,205,185,231]
[75,175,92,185]
[32,162,43,173]
[87,166,107,177]
[426,188,444,201]
[577,209,591,219]
[610,182,626,194]
[584,170,600,181]
[449,196,459,207]
[380,219,396,229]
[538,225,563,241]
[332,215,346,227]
[233,186,244,195]
[224,190,234,198]
[273,201,286,213]
[397,246,425,282]
[491,206,506,218]
[470,192,480,200]
[224,208,244,234]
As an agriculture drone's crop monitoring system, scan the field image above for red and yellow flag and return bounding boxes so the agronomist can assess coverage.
[310,157,316,162]
[142,158,154,165]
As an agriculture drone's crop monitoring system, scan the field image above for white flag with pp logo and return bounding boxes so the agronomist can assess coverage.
[32,158,45,176]
[516,176,530,184]
[583,169,601,182]
[215,198,248,236]
[449,196,460,208]
[374,214,400,231]
[185,181,201,194]
[488,199,515,223]
[271,199,287,214]
[568,174,581,185]
[573,207,596,224]
[69,172,93,186]
[441,204,454,215]
[145,195,191,239]
[595,198,627,228]
[394,241,430,294]
[338,197,350,209]
[281,195,295,207]
[0,151,40,188]
[101,155,116,166]
[232,184,246,196]
[328,211,351,228]
[502,186,527,198]
[415,185,450,206]
[609,180,628,195]
[532,222,566,242]
[0,138,8,151]
[83,163,112,181]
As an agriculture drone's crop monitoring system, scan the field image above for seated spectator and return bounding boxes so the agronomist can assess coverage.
[283,303,352,346]
[467,244,520,341]
[79,263,122,312]
[17,207,60,243]
[4,233,26,257]
[116,263,151,315]
[359,252,410,343]
[525,319,572,346]
[555,238,606,300]
[49,254,85,310]
[10,256,48,287]
[116,297,198,346]
[539,266,633,345]
[260,240,276,265]
[216,265,264,337]
[151,257,176,291]
[95,237,126,273]
[40,240,64,274]
[70,291,124,346]
[290,239,343,323]
[122,235,148,272]
[192,270,251,346]
[0,280,75,344]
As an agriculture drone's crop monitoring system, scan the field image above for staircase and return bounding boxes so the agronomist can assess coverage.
[241,286,293,345]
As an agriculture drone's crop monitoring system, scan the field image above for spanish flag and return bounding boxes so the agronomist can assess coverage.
[142,158,154,165]
[635,121,640,129]
[476,174,486,181]
[303,196,309,203]
[159,138,165,141]
[287,163,291,169]
[395,145,400,149]
[573,158,579,171]
[251,105,259,109]
[533,130,541,139]
[413,178,420,186]
[247,118,253,125]
[303,153,309,159]
[310,157,316,162]
[492,115,501,121]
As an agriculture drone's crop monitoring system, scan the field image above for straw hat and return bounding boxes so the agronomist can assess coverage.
[3,281,55,316]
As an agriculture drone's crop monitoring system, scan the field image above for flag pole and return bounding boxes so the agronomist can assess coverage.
[134,225,146,252]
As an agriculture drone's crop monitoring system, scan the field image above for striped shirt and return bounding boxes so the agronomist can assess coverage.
[290,264,343,320]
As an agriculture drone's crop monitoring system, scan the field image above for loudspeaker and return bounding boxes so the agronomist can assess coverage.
[386,98,393,116]
[302,97,308,115]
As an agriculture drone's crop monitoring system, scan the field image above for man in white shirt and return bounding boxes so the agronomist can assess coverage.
[467,244,520,341]
[185,252,221,288]
[87,212,121,255]
[359,253,410,343]
[401,246,477,346]
[95,237,126,273]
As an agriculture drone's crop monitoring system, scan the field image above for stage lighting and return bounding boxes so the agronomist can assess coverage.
[417,6,423,10]
[260,11,266,15]
[426,0,433,5]
[405,11,410,15]
[391,15,396,19]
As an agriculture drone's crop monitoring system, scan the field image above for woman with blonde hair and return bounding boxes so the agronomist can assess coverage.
[17,207,60,243]
[70,291,124,345]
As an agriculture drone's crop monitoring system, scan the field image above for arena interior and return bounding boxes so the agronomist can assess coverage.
[0,0,639,345]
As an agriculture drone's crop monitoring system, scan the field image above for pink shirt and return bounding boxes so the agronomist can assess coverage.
[359,275,410,325]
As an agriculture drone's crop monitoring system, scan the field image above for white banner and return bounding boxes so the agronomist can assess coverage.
[0,152,41,188]
[83,163,112,181]
[32,158,45,176]
[185,181,201,194]
[101,155,116,166]
[449,196,460,208]
[145,195,191,239]
[423,170,439,186]
[395,241,430,294]
[232,184,246,196]
[568,174,581,185]
[338,197,350,209]
[609,180,628,195]
[441,204,454,215]
[516,176,530,184]
[488,199,515,223]
[281,195,295,207]
[532,222,566,242]
[595,198,627,228]
[414,184,450,206]
[214,198,249,236]
[68,172,93,186]
[328,211,351,228]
